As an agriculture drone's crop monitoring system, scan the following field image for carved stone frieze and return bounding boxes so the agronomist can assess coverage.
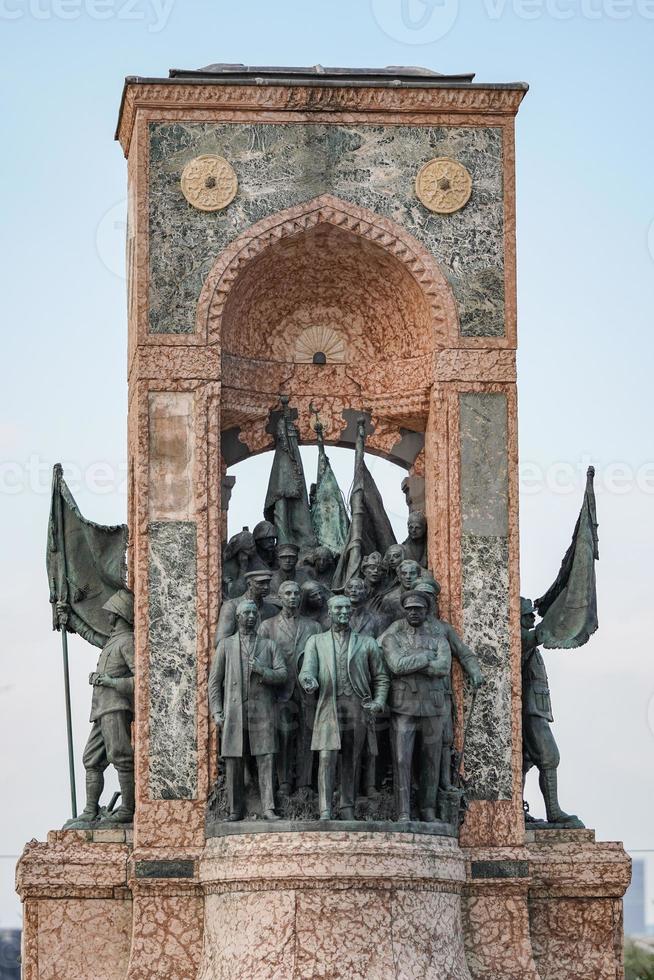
[116,81,527,156]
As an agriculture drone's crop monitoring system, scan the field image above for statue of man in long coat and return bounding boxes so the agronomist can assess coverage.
[209,599,287,821]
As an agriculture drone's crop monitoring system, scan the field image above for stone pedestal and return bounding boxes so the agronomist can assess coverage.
[527,829,631,980]
[16,831,133,980]
[198,830,471,979]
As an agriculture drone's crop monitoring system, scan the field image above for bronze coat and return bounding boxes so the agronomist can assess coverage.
[208,634,287,757]
[299,629,389,752]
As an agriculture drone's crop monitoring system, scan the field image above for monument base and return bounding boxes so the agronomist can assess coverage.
[198,830,471,979]
[16,826,630,979]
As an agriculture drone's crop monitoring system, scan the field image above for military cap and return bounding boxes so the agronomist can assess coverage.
[401,590,430,609]
[415,574,442,597]
[277,543,299,557]
[244,568,273,581]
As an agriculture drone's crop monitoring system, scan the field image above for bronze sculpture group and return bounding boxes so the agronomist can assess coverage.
[49,404,595,831]
[210,494,486,824]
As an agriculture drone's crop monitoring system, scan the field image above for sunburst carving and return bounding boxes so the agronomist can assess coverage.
[294,325,347,364]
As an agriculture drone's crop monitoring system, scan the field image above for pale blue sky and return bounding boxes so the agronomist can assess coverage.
[1,0,653,928]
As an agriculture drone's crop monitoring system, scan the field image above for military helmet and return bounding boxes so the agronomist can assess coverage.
[520,596,535,616]
[102,588,134,625]
[253,520,277,541]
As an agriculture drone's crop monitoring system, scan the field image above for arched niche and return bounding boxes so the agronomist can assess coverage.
[195,194,458,461]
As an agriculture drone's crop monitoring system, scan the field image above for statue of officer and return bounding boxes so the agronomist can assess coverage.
[216,568,278,642]
[61,588,135,829]
[381,590,451,822]
[209,598,287,821]
[268,543,312,598]
[521,597,584,828]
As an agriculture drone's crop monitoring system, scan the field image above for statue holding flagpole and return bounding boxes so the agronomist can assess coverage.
[264,396,317,557]
[521,466,599,829]
[46,464,132,827]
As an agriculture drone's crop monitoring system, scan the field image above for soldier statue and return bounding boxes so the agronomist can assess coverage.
[410,577,485,796]
[60,588,136,828]
[222,526,268,599]
[258,581,321,796]
[268,543,312,598]
[521,597,583,828]
[299,595,389,821]
[382,590,453,822]
[252,519,279,572]
[215,568,278,642]
[209,598,287,821]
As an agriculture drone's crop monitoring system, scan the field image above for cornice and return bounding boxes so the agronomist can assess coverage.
[116,81,528,156]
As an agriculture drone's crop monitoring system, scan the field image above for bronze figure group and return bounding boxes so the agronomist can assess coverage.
[210,502,486,824]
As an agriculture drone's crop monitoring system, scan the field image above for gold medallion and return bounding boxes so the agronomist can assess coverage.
[180,155,238,212]
[415,158,472,214]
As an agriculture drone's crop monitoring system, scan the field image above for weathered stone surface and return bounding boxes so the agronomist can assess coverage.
[148,520,198,800]
[148,122,504,337]
[460,392,512,801]
[198,832,471,979]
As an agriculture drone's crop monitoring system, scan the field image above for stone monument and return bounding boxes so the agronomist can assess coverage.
[16,64,630,979]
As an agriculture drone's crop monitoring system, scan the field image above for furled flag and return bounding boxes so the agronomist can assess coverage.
[332,417,396,591]
[309,410,350,554]
[535,466,599,649]
[47,463,128,640]
[263,397,317,556]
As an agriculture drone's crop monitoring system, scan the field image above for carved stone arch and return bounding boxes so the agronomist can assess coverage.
[195,193,459,349]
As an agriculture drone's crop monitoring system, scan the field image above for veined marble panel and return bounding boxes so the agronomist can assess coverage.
[148,122,504,337]
[148,520,198,799]
[459,393,512,800]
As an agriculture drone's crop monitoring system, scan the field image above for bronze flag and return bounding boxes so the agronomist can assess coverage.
[47,463,128,640]
[535,466,599,649]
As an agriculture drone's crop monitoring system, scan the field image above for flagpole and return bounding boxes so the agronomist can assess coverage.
[54,464,77,819]
[60,627,77,819]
